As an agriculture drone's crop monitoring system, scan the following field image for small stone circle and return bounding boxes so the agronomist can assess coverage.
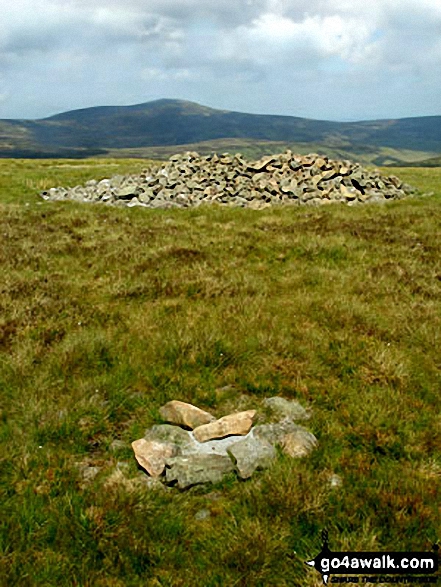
[131,399,317,489]
[39,151,417,209]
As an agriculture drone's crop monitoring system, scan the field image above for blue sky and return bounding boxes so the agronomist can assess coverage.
[0,0,440,121]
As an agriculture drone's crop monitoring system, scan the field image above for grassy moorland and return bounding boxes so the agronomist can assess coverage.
[0,159,440,586]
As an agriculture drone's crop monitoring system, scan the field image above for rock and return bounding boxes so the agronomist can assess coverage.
[227,435,277,479]
[159,400,216,429]
[130,397,320,489]
[194,508,211,521]
[187,433,254,456]
[144,423,253,457]
[143,424,193,449]
[39,151,417,209]
[116,186,137,199]
[263,397,310,421]
[253,418,317,457]
[329,474,343,488]
[165,454,235,489]
[193,410,257,442]
[131,438,177,477]
[279,430,317,457]
[77,464,100,483]
[135,474,168,491]
[109,439,126,452]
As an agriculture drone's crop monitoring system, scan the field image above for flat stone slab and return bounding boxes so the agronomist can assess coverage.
[165,454,235,489]
[227,435,277,479]
[159,400,215,429]
[193,410,256,442]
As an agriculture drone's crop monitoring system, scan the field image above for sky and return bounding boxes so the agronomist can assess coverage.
[0,0,440,121]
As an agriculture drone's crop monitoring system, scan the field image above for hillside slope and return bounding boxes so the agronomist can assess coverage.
[1,99,440,159]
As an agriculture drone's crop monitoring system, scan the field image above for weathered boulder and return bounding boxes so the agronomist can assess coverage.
[159,400,216,429]
[193,410,257,442]
[280,430,317,457]
[253,418,317,457]
[227,435,277,479]
[144,424,194,450]
[131,439,177,477]
[165,454,235,489]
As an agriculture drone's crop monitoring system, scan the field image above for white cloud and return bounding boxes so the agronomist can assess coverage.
[141,67,197,81]
[232,12,376,64]
[0,0,439,120]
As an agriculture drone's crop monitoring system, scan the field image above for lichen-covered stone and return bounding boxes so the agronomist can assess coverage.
[143,424,193,449]
[165,454,235,489]
[227,435,277,479]
[253,417,318,457]
[280,430,317,457]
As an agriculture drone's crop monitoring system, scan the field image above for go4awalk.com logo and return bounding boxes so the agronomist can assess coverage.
[306,531,439,585]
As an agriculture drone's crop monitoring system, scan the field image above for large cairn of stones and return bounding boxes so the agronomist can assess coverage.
[132,398,317,489]
[40,151,416,209]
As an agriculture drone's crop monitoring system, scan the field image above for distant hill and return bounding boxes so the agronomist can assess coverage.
[397,155,441,167]
[1,99,440,163]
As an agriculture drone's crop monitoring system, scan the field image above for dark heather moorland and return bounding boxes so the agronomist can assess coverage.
[0,159,440,586]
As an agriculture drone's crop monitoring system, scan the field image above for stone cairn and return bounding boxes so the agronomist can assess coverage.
[132,398,318,489]
[40,151,416,209]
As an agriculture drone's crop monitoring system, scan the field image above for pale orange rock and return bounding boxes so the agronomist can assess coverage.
[193,410,257,443]
[131,439,176,477]
[159,400,216,429]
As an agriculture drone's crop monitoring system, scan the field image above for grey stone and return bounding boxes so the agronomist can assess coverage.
[227,435,277,479]
[75,463,100,483]
[253,417,317,457]
[329,474,343,488]
[194,508,211,521]
[144,424,193,449]
[109,439,126,452]
[136,474,168,491]
[40,151,417,209]
[263,397,310,421]
[280,429,317,457]
[186,433,254,456]
[116,186,137,199]
[165,454,235,489]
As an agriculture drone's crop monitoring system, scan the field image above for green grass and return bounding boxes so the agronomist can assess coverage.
[0,159,440,586]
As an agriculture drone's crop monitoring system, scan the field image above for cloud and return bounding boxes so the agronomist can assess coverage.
[228,12,376,66]
[0,0,439,120]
